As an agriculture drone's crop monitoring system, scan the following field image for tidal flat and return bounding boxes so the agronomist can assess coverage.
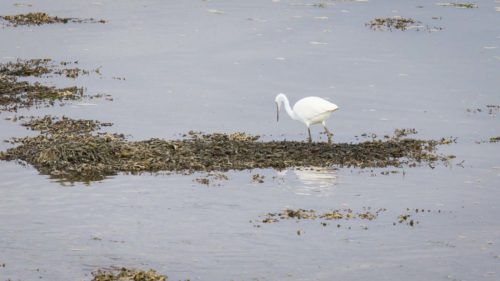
[0,0,499,281]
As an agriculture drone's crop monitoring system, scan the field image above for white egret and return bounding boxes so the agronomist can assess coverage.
[275,93,339,143]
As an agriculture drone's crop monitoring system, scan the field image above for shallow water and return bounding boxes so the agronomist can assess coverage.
[1,0,500,280]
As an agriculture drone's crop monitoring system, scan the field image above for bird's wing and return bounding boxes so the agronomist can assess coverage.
[293,97,338,121]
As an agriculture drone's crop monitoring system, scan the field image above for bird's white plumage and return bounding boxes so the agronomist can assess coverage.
[293,96,338,126]
[274,93,339,142]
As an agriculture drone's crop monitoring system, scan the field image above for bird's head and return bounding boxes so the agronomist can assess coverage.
[274,93,286,122]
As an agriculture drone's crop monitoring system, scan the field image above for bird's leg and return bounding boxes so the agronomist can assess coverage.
[324,126,333,144]
[308,127,312,143]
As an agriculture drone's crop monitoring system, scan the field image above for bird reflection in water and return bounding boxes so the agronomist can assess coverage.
[277,167,338,196]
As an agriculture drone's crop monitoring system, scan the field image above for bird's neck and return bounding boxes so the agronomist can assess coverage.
[281,96,298,120]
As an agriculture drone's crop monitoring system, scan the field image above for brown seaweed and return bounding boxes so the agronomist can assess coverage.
[0,116,453,182]
[0,12,106,27]
[366,17,441,32]
[261,208,386,224]
[0,59,103,112]
[91,267,166,281]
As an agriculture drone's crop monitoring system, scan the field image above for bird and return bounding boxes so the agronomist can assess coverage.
[275,93,339,143]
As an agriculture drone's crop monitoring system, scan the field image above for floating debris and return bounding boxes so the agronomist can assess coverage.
[260,207,446,229]
[0,12,106,27]
[0,116,453,182]
[367,17,419,31]
[366,17,440,32]
[195,177,210,185]
[313,3,328,8]
[397,210,419,226]
[394,208,447,226]
[486,105,500,115]
[54,67,89,79]
[207,9,225,14]
[290,2,336,8]
[281,209,317,219]
[194,172,228,186]
[466,105,500,116]
[394,128,418,138]
[310,41,328,45]
[490,136,500,143]
[260,208,386,224]
[252,173,265,183]
[380,170,400,175]
[91,267,167,281]
[397,214,416,226]
[436,2,478,9]
[13,3,33,7]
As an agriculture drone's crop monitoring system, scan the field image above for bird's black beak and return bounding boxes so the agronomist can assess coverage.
[276,103,279,122]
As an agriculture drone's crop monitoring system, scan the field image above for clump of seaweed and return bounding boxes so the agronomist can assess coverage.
[312,3,330,8]
[436,2,478,8]
[261,208,386,224]
[194,172,229,186]
[367,17,419,31]
[473,105,500,116]
[252,173,265,183]
[0,75,84,112]
[490,136,500,143]
[486,105,500,115]
[0,12,106,27]
[21,115,112,135]
[91,267,167,281]
[397,214,415,226]
[393,208,447,227]
[259,207,447,228]
[394,128,418,138]
[0,59,90,78]
[0,116,453,182]
[55,67,89,78]
[0,59,103,112]
[366,17,441,32]
[0,58,53,77]
[281,209,318,219]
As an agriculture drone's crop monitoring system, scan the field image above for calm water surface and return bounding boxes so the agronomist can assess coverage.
[0,0,499,280]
